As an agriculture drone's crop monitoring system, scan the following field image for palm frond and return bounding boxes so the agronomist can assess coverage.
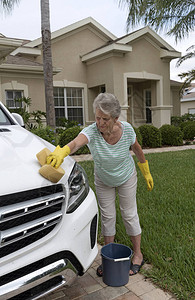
[118,0,195,41]
[176,45,195,66]
[178,69,195,90]
[0,0,20,14]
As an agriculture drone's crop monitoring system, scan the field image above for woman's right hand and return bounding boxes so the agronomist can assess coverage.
[47,145,70,168]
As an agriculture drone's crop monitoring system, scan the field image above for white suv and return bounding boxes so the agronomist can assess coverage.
[0,102,98,299]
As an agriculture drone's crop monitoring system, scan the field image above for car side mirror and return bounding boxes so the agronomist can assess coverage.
[12,113,25,127]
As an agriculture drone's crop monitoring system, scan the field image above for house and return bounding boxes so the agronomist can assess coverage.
[180,83,195,115]
[0,17,181,128]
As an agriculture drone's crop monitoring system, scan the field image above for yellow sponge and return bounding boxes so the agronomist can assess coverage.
[36,148,65,183]
[36,147,51,166]
[39,164,65,183]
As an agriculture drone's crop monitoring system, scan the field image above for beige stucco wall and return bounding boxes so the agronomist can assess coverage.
[0,74,45,112]
[181,101,195,115]
[36,27,109,84]
[2,25,178,128]
[84,37,173,126]
[170,86,181,116]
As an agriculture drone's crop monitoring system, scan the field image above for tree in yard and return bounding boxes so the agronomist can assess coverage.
[40,0,55,127]
[118,0,195,86]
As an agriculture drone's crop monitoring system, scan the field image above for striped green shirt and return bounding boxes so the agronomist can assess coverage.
[81,121,136,187]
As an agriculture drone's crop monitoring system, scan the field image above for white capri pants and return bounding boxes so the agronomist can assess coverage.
[95,169,141,237]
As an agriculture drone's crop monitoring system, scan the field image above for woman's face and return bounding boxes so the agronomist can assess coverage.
[95,109,117,134]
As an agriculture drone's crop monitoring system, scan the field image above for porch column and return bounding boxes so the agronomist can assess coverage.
[151,105,173,128]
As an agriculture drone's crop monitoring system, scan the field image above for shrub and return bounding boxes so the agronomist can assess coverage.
[133,126,142,147]
[139,125,162,148]
[56,117,79,129]
[180,120,194,131]
[171,113,195,127]
[59,126,90,155]
[30,126,58,146]
[160,124,183,146]
[183,122,195,140]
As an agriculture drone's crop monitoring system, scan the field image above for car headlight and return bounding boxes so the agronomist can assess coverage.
[67,163,89,213]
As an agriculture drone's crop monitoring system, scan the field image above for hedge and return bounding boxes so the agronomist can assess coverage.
[183,122,195,140]
[159,124,183,146]
[138,124,162,148]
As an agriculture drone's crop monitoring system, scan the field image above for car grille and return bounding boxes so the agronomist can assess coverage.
[0,184,66,258]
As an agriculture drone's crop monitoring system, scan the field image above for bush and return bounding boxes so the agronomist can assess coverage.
[59,126,90,155]
[133,126,142,147]
[183,122,195,140]
[180,120,194,131]
[56,117,79,129]
[171,113,195,127]
[139,125,162,148]
[160,124,183,146]
[30,126,58,146]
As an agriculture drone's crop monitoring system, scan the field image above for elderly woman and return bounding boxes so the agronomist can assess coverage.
[47,93,153,276]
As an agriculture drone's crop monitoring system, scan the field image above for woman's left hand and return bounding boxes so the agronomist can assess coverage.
[137,160,154,191]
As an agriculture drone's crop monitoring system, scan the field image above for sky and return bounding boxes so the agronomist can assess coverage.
[0,0,194,82]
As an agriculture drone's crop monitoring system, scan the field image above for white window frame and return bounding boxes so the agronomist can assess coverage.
[188,108,195,114]
[144,89,152,124]
[5,90,24,109]
[54,87,84,125]
[127,84,134,123]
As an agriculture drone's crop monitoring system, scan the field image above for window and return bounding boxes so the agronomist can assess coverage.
[0,107,12,125]
[188,108,195,114]
[145,89,152,123]
[54,87,84,125]
[6,90,23,109]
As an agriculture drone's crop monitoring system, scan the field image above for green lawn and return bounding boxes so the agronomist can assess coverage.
[79,149,195,300]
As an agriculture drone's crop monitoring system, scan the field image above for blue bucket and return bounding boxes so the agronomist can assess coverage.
[101,243,132,286]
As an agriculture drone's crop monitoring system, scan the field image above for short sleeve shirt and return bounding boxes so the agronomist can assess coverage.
[80,121,136,187]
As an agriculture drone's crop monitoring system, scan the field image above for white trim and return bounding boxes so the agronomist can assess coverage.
[160,49,181,59]
[127,84,134,123]
[0,63,61,75]
[150,105,173,110]
[118,26,177,51]
[1,81,29,106]
[83,52,124,65]
[0,37,22,47]
[25,17,117,48]
[0,38,23,60]
[11,47,41,57]
[123,71,163,107]
[53,80,88,125]
[81,43,132,62]
[181,98,195,102]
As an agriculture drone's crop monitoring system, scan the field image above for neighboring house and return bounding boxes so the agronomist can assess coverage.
[0,17,181,128]
[180,83,195,115]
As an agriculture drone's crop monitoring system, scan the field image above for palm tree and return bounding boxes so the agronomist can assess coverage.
[40,0,55,127]
[118,0,195,42]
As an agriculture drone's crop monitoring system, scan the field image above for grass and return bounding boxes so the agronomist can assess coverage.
[79,149,195,300]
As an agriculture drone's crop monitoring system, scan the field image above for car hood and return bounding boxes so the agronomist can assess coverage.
[0,125,75,195]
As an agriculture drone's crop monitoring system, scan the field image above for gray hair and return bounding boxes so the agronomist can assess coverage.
[93,93,121,118]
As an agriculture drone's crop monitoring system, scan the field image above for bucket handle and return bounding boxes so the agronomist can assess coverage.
[114,257,130,262]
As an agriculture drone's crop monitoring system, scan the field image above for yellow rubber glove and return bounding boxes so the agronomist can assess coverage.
[137,160,154,191]
[47,145,70,168]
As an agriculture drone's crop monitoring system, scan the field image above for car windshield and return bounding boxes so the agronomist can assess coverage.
[0,106,13,125]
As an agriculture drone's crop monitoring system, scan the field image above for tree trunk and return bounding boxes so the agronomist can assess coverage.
[40,0,55,127]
